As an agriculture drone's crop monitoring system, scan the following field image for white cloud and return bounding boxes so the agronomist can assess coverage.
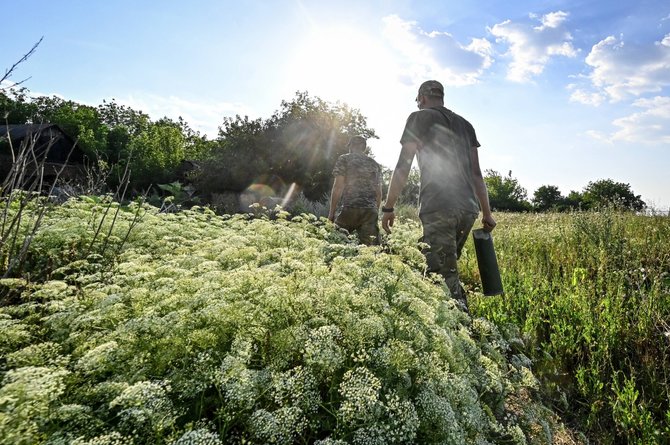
[489,11,578,82]
[610,96,670,144]
[381,15,493,86]
[569,88,606,106]
[585,129,612,144]
[536,11,570,30]
[584,34,670,101]
[585,96,670,145]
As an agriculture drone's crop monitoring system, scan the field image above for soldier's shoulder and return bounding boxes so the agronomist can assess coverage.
[351,153,378,164]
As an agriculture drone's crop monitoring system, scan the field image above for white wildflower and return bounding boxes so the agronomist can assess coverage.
[272,366,320,414]
[0,367,70,444]
[170,428,223,445]
[304,325,344,374]
[109,380,175,433]
[338,367,382,426]
[6,341,67,368]
[249,407,307,445]
[71,431,132,445]
[415,387,463,442]
[76,341,118,375]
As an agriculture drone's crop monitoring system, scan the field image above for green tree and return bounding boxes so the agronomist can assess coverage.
[196,115,269,194]
[1,92,212,191]
[532,185,564,211]
[126,119,188,188]
[382,166,420,207]
[484,170,530,212]
[30,95,108,158]
[264,92,377,199]
[564,190,585,210]
[583,179,645,211]
[0,89,38,124]
[196,92,377,201]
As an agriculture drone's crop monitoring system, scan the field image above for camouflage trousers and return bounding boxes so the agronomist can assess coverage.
[420,209,478,301]
[335,207,380,246]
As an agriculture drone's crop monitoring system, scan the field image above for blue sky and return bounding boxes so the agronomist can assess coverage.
[3,0,670,210]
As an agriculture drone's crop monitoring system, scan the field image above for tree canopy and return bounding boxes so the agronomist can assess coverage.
[1,91,213,190]
[195,91,377,201]
[484,170,531,212]
[532,185,563,211]
[582,179,645,211]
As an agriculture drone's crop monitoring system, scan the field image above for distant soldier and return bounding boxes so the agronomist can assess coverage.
[328,135,383,245]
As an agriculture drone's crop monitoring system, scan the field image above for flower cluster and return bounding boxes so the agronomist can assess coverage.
[70,431,132,445]
[272,365,320,415]
[303,325,345,376]
[0,366,70,444]
[0,201,582,444]
[248,406,308,444]
[337,367,383,425]
[170,428,223,445]
[108,380,176,435]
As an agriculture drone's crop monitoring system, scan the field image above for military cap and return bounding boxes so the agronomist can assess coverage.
[417,80,444,99]
[346,135,367,147]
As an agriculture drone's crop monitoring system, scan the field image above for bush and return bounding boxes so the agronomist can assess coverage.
[0,201,576,444]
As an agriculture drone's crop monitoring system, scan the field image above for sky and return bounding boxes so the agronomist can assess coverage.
[2,0,670,210]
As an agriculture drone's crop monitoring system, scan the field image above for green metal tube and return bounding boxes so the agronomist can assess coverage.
[472,229,504,296]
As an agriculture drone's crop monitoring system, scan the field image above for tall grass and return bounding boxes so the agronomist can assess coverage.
[464,210,670,444]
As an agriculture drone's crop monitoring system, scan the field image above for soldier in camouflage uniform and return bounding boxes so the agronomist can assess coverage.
[328,135,383,245]
[381,81,496,311]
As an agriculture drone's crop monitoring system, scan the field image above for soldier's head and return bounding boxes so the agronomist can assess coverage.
[416,80,444,109]
[346,135,367,153]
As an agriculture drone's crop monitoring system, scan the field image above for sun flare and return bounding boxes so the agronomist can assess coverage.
[286,25,398,105]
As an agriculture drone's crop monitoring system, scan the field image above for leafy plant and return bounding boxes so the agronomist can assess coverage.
[0,203,578,444]
[471,209,670,443]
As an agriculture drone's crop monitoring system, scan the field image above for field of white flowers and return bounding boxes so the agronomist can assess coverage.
[0,198,582,444]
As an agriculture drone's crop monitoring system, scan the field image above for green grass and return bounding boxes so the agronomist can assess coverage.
[461,211,670,444]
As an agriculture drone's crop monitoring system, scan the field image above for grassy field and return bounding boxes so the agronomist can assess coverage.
[459,211,670,444]
[1,197,668,444]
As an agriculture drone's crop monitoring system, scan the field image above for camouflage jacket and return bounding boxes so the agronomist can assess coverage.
[332,152,382,209]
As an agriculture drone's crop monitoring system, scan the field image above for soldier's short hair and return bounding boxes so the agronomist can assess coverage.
[346,135,366,151]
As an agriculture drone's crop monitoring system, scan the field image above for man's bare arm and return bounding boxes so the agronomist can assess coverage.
[382,142,418,233]
[470,146,496,231]
[328,176,345,222]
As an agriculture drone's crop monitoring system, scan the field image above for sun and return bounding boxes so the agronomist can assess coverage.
[285,24,398,106]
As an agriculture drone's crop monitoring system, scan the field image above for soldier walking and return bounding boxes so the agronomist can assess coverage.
[328,135,383,245]
[381,80,496,311]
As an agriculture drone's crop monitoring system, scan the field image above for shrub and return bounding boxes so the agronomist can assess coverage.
[0,202,576,444]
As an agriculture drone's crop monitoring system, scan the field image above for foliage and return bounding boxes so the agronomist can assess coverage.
[382,167,420,208]
[582,179,646,212]
[470,210,670,444]
[0,93,213,191]
[195,92,377,202]
[484,170,531,212]
[531,185,564,212]
[564,190,586,211]
[0,198,576,444]
[154,182,200,213]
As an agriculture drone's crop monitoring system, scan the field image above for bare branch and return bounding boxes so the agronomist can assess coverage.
[1,36,44,91]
